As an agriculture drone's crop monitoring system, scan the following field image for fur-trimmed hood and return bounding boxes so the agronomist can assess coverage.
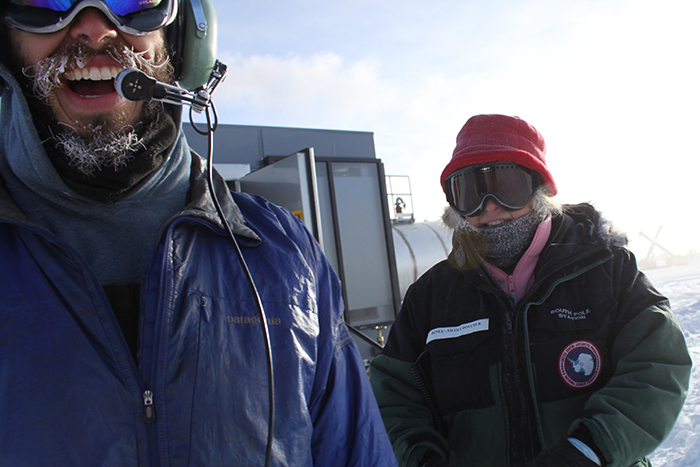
[561,203,628,249]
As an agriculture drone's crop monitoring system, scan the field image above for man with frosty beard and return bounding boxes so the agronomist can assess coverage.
[0,1,398,466]
[370,114,691,467]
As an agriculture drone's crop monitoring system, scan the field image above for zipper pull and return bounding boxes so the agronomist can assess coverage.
[143,390,156,424]
[505,311,514,334]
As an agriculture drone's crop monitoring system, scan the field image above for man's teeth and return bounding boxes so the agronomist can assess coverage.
[67,66,122,81]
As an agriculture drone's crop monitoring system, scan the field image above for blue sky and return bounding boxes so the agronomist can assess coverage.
[206,0,700,259]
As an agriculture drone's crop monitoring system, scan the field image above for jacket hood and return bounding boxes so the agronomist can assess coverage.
[0,60,60,225]
[558,203,628,249]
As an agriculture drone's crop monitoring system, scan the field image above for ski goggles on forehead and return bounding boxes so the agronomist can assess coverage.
[444,163,541,217]
[2,0,178,35]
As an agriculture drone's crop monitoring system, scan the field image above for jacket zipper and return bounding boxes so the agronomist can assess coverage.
[505,308,513,334]
[502,302,533,464]
[14,223,158,461]
[142,224,183,467]
[475,265,530,462]
[143,390,157,423]
[141,217,226,466]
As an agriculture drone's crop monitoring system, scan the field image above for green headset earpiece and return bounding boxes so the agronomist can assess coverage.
[168,0,218,92]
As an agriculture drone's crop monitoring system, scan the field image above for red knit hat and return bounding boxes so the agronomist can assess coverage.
[440,114,557,196]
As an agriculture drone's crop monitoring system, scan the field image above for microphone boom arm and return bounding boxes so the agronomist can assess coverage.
[116,61,228,114]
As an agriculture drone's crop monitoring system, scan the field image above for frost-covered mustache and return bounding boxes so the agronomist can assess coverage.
[22,42,171,102]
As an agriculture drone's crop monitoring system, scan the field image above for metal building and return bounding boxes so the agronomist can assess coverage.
[185,123,451,358]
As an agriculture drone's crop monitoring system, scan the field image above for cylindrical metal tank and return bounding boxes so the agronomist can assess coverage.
[392,221,453,300]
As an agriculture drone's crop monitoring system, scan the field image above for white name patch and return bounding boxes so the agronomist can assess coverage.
[426,319,489,344]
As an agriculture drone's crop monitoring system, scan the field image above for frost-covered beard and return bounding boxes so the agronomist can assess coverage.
[18,41,174,176]
[52,127,145,176]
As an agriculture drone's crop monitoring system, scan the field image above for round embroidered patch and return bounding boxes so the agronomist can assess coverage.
[559,340,602,389]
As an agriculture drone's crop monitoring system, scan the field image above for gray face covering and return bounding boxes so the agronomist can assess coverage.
[473,207,547,270]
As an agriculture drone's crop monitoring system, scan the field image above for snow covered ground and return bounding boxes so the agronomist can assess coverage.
[645,260,700,466]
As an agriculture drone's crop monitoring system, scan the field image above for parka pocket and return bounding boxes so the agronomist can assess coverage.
[423,319,498,414]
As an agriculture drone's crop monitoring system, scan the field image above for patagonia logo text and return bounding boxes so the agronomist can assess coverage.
[551,308,591,321]
[426,319,489,344]
[227,316,282,326]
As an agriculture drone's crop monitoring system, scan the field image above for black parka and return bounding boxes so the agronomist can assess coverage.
[370,204,691,467]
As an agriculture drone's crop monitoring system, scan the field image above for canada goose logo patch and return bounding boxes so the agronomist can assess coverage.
[559,340,601,389]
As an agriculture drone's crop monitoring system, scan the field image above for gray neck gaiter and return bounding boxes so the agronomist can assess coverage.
[472,208,547,270]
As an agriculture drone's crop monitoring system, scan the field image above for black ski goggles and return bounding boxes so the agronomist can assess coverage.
[1,0,178,36]
[444,163,541,217]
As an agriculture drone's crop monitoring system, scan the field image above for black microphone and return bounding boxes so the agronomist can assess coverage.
[114,68,156,101]
[115,67,209,112]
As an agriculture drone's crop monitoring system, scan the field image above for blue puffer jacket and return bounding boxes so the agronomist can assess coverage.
[0,157,397,466]
[0,82,397,467]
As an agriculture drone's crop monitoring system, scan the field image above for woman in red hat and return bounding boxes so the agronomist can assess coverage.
[370,114,690,467]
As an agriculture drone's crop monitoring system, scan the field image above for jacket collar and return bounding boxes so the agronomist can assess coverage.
[179,153,261,246]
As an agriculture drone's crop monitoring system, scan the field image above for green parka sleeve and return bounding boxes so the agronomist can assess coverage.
[371,353,452,467]
[371,363,454,464]
[567,251,691,467]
